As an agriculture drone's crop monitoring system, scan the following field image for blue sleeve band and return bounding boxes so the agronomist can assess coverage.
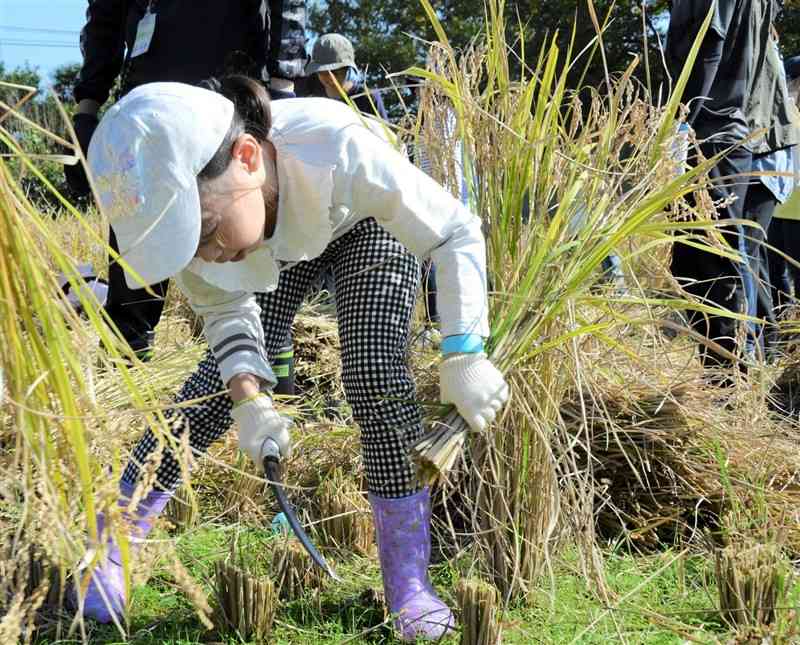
[441,334,484,355]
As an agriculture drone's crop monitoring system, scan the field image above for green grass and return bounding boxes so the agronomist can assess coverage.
[32,524,760,645]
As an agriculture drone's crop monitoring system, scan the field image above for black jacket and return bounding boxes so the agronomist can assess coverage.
[74,0,307,105]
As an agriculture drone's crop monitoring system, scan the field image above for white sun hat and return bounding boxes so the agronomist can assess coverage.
[88,82,235,289]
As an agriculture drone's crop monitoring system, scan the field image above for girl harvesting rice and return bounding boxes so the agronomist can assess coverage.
[82,75,508,640]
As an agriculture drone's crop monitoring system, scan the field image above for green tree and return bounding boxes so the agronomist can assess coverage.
[51,62,83,103]
[0,62,42,99]
[309,1,672,100]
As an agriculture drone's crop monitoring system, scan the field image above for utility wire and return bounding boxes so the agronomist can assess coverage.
[0,40,78,49]
[0,25,80,35]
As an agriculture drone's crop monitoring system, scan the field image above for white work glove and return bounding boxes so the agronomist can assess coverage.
[439,352,509,432]
[231,394,292,469]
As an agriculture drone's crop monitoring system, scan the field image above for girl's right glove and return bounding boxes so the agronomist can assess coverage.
[232,394,292,469]
[439,352,509,432]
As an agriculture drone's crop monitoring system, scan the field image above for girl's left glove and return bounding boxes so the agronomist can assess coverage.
[439,353,509,432]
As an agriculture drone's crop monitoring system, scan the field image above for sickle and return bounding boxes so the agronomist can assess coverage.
[262,445,341,582]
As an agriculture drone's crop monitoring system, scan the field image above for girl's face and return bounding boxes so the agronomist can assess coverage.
[196,134,272,264]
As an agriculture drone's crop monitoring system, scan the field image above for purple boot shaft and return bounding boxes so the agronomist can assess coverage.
[369,487,455,641]
[80,480,172,623]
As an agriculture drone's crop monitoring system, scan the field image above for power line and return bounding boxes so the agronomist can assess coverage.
[0,25,80,35]
[0,40,78,49]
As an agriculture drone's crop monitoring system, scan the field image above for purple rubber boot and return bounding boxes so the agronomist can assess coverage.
[80,480,172,623]
[369,487,455,641]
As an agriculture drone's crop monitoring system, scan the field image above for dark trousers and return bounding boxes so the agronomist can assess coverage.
[742,179,777,355]
[670,142,753,367]
[768,217,800,310]
[106,226,169,355]
[423,260,439,325]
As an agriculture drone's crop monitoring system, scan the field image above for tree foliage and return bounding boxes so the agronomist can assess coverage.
[309,1,673,98]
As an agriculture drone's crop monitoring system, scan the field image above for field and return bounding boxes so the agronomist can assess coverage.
[2,2,800,643]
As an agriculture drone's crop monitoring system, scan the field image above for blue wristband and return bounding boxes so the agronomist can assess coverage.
[441,334,484,355]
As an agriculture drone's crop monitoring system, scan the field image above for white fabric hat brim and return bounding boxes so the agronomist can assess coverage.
[112,182,201,290]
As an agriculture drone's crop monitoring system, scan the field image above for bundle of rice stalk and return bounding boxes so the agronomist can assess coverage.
[214,559,277,642]
[714,537,794,630]
[315,468,374,556]
[456,578,503,645]
[271,537,326,601]
[404,0,732,599]
[0,86,174,640]
[165,486,198,532]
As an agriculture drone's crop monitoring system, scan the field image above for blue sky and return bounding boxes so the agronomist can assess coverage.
[0,0,84,83]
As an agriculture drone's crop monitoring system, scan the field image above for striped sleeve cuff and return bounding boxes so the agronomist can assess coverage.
[213,333,277,389]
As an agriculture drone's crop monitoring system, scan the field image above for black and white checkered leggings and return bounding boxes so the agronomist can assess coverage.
[121,218,423,498]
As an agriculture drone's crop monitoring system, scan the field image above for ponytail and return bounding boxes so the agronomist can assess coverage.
[199,75,272,181]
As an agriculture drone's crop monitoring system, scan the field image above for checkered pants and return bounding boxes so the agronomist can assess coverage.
[121,218,423,498]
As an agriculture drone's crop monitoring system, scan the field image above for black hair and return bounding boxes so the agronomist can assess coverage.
[198,75,272,182]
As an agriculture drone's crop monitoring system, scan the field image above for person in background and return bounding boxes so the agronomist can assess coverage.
[65,0,306,394]
[742,26,800,358]
[305,33,389,121]
[767,55,800,324]
[666,0,781,372]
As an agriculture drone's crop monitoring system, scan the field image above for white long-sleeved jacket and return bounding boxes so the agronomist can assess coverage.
[177,97,489,387]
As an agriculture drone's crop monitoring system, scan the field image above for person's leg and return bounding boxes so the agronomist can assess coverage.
[781,219,800,298]
[770,219,794,309]
[332,218,453,641]
[272,332,295,396]
[83,261,323,623]
[741,180,776,358]
[671,142,753,369]
[423,260,440,326]
[268,85,298,394]
[104,227,169,360]
[121,266,323,492]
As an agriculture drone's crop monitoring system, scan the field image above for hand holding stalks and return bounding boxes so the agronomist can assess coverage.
[412,353,509,485]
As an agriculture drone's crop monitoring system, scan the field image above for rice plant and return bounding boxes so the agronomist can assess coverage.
[0,81,201,641]
[404,0,745,600]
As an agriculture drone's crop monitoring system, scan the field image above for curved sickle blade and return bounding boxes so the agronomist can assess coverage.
[263,457,342,582]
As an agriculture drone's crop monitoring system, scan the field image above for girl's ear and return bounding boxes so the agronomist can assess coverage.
[231,134,264,174]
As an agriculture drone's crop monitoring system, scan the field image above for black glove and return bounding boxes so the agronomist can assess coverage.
[64,112,99,198]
